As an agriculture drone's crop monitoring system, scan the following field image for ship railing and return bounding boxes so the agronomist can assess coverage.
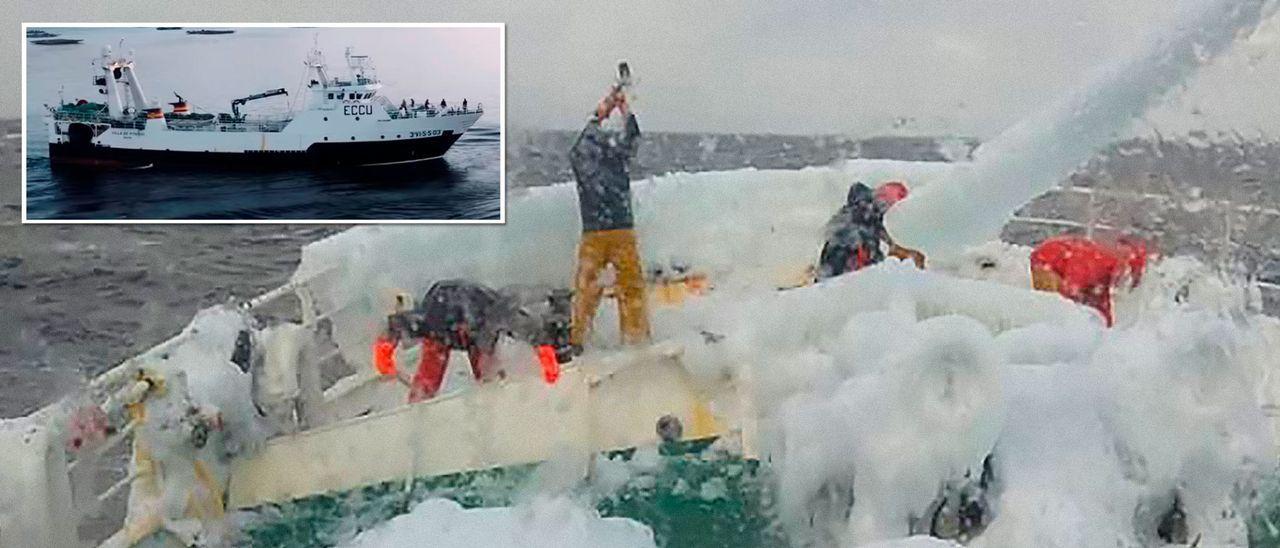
[31,263,347,547]
[331,78,379,87]
[387,108,439,120]
[379,96,431,120]
[52,110,147,130]
[51,110,295,133]
[381,96,484,120]
[212,117,293,133]
[440,104,483,116]
[172,114,294,133]
[385,106,484,120]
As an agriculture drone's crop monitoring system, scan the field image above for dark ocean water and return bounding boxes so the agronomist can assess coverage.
[24,124,501,220]
[23,26,501,221]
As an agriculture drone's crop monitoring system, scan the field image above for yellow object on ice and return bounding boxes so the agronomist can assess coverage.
[107,369,229,547]
[775,264,817,290]
[689,399,722,439]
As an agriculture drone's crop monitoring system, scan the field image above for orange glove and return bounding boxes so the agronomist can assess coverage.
[537,345,560,385]
[373,335,397,376]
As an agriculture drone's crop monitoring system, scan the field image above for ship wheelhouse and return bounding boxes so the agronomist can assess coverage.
[307,46,386,113]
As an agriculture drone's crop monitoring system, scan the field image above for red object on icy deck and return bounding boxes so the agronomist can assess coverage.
[1029,235,1150,327]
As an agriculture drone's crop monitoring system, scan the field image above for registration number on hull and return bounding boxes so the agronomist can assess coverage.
[409,130,442,138]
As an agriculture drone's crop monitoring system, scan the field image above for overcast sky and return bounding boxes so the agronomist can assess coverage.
[10,0,1280,138]
[23,26,500,125]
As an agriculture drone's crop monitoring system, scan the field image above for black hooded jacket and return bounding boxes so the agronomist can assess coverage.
[388,280,572,353]
[817,183,888,279]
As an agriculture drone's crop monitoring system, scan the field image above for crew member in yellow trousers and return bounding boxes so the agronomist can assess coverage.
[568,84,650,353]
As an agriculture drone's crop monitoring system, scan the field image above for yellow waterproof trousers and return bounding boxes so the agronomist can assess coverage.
[571,228,651,346]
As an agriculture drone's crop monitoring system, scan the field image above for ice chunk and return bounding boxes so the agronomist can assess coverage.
[341,497,656,548]
[885,0,1279,258]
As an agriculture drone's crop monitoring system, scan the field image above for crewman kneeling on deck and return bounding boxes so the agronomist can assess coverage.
[1029,234,1149,327]
[817,180,925,280]
[568,81,650,352]
[378,280,573,402]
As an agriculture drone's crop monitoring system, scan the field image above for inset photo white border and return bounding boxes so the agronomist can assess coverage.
[21,22,505,224]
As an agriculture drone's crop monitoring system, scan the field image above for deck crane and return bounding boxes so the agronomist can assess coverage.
[230,88,288,118]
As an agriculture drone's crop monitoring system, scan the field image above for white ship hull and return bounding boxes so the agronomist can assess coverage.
[47,108,484,168]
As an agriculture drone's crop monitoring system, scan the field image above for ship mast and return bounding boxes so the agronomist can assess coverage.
[305,38,330,87]
[98,44,151,119]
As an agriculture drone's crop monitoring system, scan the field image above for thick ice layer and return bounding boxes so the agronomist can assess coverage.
[341,497,656,548]
[307,251,1279,546]
[147,305,269,458]
[293,160,955,371]
[666,257,1277,546]
[885,0,1279,257]
[857,539,961,548]
[0,417,77,548]
[969,309,1271,547]
[657,262,1073,544]
[284,154,1280,545]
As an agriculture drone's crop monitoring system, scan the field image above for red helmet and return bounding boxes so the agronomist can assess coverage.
[875,181,909,206]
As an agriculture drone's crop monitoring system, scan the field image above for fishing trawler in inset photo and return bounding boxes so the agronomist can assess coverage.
[47,45,483,168]
[23,24,504,222]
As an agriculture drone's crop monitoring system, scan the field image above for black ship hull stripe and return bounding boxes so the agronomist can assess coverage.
[48,132,465,168]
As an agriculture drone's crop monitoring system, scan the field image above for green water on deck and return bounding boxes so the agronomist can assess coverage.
[235,438,1280,547]
[235,439,788,548]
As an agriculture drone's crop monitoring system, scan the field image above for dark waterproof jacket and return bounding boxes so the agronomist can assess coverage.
[817,183,888,279]
[389,281,572,353]
[415,280,513,351]
[570,113,641,232]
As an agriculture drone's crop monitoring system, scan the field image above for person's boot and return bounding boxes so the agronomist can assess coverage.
[555,344,580,364]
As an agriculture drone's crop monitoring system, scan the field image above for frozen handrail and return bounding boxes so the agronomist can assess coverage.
[36,264,340,420]
[1050,185,1280,217]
